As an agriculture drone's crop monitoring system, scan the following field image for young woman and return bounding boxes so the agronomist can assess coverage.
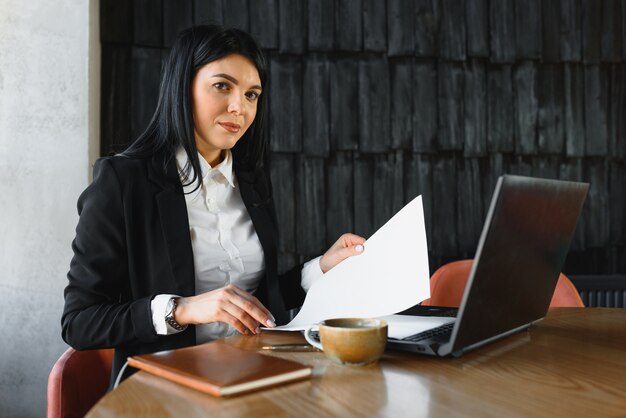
[62,25,365,386]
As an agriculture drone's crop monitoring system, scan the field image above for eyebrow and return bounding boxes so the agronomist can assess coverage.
[210,73,262,91]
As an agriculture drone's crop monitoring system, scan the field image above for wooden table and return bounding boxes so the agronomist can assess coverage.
[87,308,626,418]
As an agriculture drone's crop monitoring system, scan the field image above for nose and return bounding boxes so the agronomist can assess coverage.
[228,95,244,116]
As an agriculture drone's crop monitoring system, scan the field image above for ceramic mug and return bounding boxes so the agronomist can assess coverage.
[304,318,388,366]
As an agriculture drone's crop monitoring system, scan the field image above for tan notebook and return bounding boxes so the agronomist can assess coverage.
[127,342,312,397]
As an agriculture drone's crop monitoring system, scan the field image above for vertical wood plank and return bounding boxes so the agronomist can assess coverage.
[363,0,386,52]
[514,61,538,155]
[464,59,487,157]
[601,0,623,62]
[487,65,514,153]
[412,61,438,152]
[387,0,415,56]
[222,0,249,31]
[560,0,582,62]
[490,0,515,63]
[296,157,326,255]
[440,0,466,61]
[354,155,375,238]
[559,158,585,251]
[584,65,609,156]
[483,153,506,216]
[622,4,626,58]
[100,0,133,44]
[279,0,305,53]
[509,155,533,177]
[541,0,561,63]
[390,58,413,150]
[302,55,330,157]
[336,0,363,51]
[581,0,601,64]
[514,0,542,59]
[609,162,626,245]
[438,62,464,150]
[432,155,457,257]
[326,153,354,244]
[414,0,439,57]
[270,153,296,253]
[537,64,565,155]
[308,0,334,51]
[269,55,302,152]
[134,0,163,47]
[405,154,433,245]
[564,64,585,157]
[373,152,404,231]
[456,158,483,257]
[193,0,223,25]
[359,55,390,153]
[608,65,626,158]
[330,57,359,151]
[130,47,161,141]
[163,0,193,48]
[466,0,489,57]
[100,45,131,155]
[250,0,278,49]
[586,160,609,248]
[532,156,560,179]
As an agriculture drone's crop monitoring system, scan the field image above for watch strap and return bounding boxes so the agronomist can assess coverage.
[165,297,188,332]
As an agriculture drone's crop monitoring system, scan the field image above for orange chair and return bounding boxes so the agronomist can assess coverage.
[422,259,584,308]
[47,348,113,418]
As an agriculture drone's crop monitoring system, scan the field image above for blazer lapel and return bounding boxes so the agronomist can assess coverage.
[148,154,195,297]
[236,166,288,323]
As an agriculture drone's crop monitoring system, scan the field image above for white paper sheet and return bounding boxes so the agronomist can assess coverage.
[378,315,456,340]
[272,195,430,331]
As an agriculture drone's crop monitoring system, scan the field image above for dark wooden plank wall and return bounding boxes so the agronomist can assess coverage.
[100,0,626,275]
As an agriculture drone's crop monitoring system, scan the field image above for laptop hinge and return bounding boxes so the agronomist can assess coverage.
[438,323,532,357]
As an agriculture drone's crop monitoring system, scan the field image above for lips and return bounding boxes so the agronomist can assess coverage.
[218,122,241,133]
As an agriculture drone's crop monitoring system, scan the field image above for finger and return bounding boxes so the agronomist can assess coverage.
[221,301,261,334]
[333,244,365,263]
[225,285,275,322]
[215,308,252,335]
[225,289,275,328]
[341,233,366,247]
[320,244,365,273]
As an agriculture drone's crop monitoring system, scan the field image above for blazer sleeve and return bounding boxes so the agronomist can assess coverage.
[62,158,159,350]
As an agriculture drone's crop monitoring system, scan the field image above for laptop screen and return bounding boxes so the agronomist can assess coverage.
[447,175,588,355]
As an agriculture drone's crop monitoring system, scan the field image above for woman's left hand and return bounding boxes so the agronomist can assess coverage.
[319,233,366,273]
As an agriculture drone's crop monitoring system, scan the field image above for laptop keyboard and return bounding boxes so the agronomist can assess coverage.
[402,321,455,342]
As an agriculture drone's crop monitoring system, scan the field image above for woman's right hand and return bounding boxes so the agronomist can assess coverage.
[174,284,276,335]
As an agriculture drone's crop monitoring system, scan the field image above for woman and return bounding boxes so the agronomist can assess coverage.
[62,25,365,386]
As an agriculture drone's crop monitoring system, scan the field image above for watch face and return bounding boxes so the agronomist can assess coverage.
[166,298,175,316]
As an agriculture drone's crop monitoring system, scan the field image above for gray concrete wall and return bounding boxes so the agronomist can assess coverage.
[0,0,97,416]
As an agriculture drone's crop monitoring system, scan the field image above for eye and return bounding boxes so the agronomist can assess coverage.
[245,91,260,101]
[213,82,230,91]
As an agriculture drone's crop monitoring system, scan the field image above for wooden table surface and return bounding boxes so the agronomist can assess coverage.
[87,308,626,418]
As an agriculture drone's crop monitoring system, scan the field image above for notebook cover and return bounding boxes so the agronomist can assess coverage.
[127,342,312,397]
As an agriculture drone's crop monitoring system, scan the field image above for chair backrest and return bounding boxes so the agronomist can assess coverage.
[422,259,584,308]
[47,348,113,418]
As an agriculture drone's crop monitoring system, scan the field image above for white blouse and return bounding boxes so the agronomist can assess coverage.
[151,148,322,343]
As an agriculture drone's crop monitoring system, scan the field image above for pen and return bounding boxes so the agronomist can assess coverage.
[260,344,319,352]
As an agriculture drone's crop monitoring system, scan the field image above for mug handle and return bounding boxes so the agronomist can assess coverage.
[304,326,323,351]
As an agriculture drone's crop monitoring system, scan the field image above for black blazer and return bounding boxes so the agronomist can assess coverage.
[62,152,305,387]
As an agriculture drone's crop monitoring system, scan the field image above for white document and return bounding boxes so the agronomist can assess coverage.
[378,315,456,340]
[272,195,430,331]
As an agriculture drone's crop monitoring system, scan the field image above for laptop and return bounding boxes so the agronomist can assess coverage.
[386,174,589,357]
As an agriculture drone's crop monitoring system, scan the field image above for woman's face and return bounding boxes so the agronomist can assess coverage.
[191,53,262,165]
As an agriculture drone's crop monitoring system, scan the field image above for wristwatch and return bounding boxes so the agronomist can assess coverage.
[165,297,188,332]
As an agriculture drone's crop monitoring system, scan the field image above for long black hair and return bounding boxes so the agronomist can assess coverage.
[122,25,269,190]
